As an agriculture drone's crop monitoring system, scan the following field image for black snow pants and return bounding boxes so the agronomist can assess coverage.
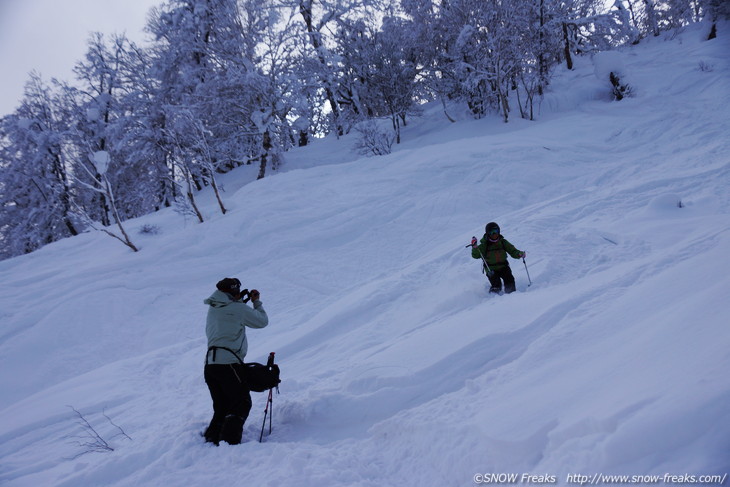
[204,364,252,445]
[487,265,516,294]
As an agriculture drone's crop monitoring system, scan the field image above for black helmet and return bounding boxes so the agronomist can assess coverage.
[485,222,500,235]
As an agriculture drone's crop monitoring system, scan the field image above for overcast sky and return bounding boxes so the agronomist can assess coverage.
[0,0,160,115]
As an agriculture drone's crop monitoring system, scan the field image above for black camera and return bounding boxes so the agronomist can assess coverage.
[240,288,251,302]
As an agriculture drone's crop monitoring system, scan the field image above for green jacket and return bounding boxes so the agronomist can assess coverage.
[204,289,269,364]
[471,234,523,270]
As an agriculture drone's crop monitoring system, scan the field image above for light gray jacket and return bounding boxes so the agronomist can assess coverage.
[204,289,269,364]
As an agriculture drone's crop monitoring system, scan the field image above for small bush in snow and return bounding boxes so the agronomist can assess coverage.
[609,72,633,100]
[138,224,160,236]
[594,51,633,101]
[67,406,131,459]
[698,60,714,72]
[353,120,396,157]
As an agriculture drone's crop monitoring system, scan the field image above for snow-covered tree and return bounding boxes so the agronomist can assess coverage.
[73,149,139,252]
[398,0,458,120]
[277,0,387,136]
[58,33,152,251]
[704,0,730,38]
[108,39,176,212]
[291,0,348,136]
[0,74,79,259]
[145,0,245,215]
[147,0,285,187]
[2,0,721,260]
[335,13,424,142]
[66,33,132,227]
[400,0,635,122]
[243,0,305,178]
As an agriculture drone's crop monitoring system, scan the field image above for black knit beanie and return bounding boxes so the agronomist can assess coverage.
[216,277,241,294]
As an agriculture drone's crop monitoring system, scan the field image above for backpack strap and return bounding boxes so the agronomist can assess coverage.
[206,346,245,365]
[501,237,511,266]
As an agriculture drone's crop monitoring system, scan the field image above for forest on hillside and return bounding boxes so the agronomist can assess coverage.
[1,0,726,260]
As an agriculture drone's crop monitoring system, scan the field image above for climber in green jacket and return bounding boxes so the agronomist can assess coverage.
[470,222,526,294]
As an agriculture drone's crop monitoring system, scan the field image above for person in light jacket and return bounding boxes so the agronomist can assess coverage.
[203,277,268,445]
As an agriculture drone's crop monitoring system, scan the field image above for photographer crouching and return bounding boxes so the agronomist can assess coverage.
[203,277,268,445]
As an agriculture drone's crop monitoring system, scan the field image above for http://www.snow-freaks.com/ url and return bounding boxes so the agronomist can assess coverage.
[473,472,728,485]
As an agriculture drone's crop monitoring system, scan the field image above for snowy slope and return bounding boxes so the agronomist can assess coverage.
[1,24,729,487]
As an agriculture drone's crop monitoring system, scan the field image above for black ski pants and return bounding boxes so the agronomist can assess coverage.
[204,364,252,445]
[487,265,516,294]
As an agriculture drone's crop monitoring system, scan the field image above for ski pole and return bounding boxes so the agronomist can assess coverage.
[522,256,532,286]
[466,237,493,276]
[258,352,276,442]
[259,388,273,442]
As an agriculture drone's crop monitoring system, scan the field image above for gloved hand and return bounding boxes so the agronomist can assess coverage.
[471,236,478,248]
[250,289,260,302]
[520,251,527,259]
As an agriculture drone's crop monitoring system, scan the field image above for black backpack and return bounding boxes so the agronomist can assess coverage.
[207,347,281,392]
[242,356,281,392]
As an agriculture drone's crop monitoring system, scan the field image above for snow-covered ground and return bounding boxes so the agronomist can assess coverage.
[1,23,729,487]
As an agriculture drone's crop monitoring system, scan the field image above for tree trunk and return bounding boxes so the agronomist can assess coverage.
[257,131,273,180]
[50,151,79,236]
[563,23,574,71]
[500,91,509,123]
[182,165,204,223]
[210,175,227,215]
[708,23,717,40]
[391,114,401,145]
[106,178,139,252]
[538,0,547,94]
